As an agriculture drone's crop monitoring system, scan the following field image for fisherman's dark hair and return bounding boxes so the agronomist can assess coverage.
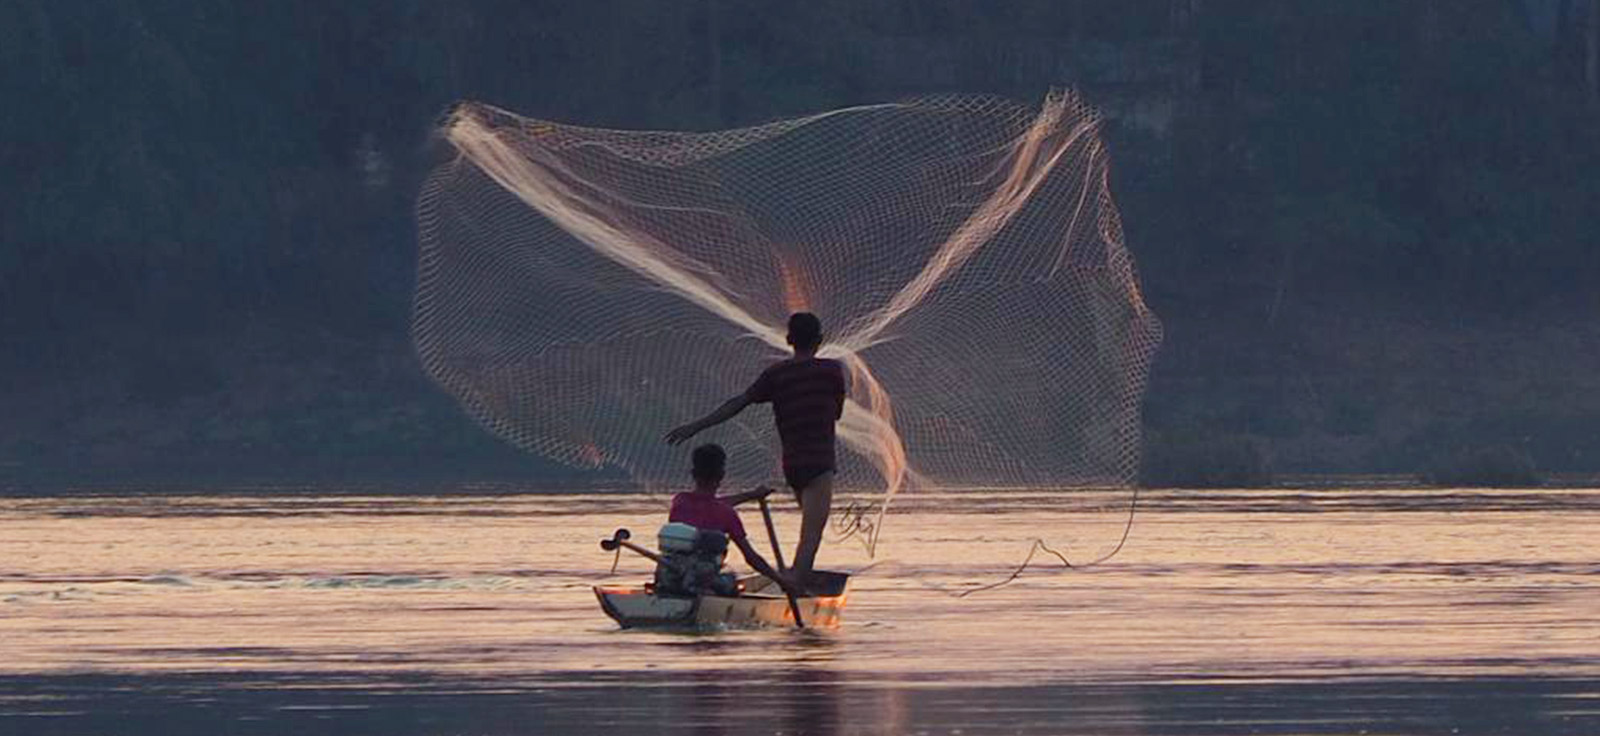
[691,443,727,483]
[787,312,823,351]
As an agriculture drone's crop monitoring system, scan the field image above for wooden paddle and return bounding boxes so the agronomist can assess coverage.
[759,498,805,629]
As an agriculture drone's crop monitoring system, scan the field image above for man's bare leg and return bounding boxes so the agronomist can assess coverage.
[790,471,834,588]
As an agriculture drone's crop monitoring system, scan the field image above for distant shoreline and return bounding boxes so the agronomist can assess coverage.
[5,473,1598,497]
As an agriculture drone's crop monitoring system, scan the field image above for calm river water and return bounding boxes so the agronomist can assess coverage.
[1,487,1596,735]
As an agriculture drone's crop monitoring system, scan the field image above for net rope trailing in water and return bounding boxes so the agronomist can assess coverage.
[414,92,1162,556]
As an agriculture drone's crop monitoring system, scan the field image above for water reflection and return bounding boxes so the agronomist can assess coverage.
[0,489,1597,735]
[5,671,1595,735]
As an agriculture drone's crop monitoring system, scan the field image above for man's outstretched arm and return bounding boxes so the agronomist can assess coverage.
[665,393,752,445]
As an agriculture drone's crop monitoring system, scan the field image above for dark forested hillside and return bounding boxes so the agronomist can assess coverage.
[2,1,1597,486]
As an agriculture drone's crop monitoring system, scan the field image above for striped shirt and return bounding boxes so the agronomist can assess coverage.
[745,357,847,474]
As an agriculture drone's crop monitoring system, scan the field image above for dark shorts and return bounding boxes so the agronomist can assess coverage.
[783,465,833,492]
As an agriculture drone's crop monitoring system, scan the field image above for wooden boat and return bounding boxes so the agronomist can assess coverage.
[595,497,849,629]
[593,571,850,629]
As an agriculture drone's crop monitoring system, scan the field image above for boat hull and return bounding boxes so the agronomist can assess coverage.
[594,572,849,629]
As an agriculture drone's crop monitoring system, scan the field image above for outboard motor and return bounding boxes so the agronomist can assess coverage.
[654,522,739,597]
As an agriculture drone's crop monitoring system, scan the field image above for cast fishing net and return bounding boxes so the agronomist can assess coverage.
[414,92,1161,556]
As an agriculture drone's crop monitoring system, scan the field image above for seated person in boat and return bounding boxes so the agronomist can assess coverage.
[664,443,799,598]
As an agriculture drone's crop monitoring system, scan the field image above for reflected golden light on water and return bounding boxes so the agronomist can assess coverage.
[0,488,1597,694]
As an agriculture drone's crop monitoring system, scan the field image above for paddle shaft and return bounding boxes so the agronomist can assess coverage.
[759,498,805,628]
[759,498,787,571]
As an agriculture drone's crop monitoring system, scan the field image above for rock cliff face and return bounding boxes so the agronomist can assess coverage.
[852,35,1196,139]
[2,2,1597,487]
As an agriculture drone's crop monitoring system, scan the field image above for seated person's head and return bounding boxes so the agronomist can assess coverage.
[691,443,726,489]
[787,312,823,352]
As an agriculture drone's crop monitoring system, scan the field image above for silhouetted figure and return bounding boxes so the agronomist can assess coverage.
[665,443,798,598]
[667,313,847,589]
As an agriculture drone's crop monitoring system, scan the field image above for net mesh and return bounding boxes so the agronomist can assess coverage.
[414,92,1162,552]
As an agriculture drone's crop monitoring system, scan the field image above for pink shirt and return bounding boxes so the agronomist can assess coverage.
[668,492,747,541]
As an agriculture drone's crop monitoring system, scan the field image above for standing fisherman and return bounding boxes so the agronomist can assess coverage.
[666,313,847,590]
